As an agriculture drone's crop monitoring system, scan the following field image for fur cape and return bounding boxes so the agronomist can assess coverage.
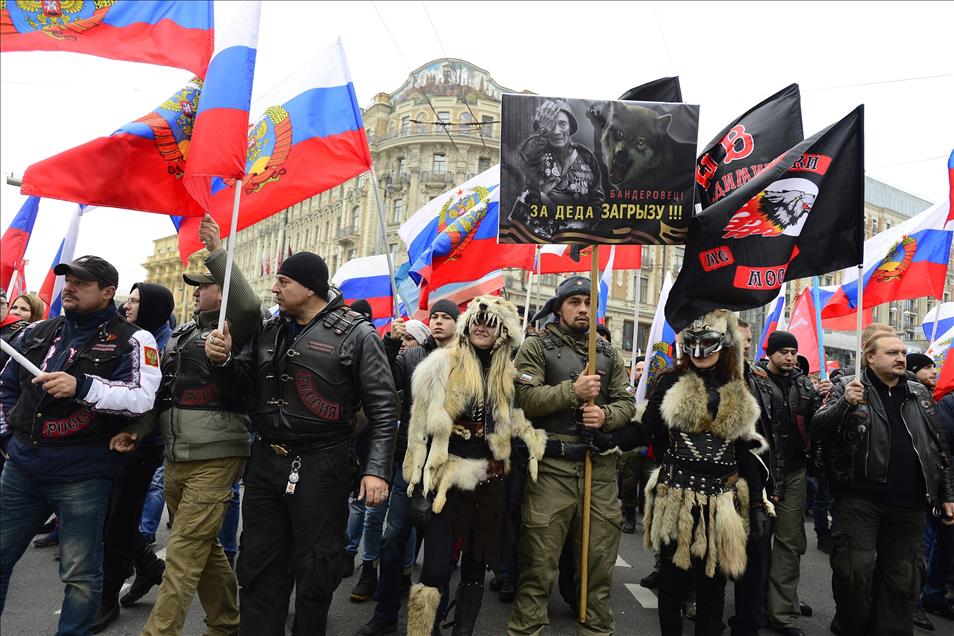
[642,371,766,579]
[402,296,547,513]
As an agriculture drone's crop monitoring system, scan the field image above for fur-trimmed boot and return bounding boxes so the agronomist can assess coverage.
[451,581,483,636]
[408,583,442,636]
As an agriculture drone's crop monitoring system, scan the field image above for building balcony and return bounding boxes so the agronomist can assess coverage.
[382,171,411,193]
[372,126,500,146]
[421,170,456,186]
[336,225,359,242]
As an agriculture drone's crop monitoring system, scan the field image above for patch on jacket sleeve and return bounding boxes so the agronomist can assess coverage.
[514,370,536,385]
[144,347,159,367]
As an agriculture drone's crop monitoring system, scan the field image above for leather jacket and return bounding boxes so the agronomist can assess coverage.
[248,293,398,482]
[746,362,820,498]
[813,371,954,505]
[384,335,438,462]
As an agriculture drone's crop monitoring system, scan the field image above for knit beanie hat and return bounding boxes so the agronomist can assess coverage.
[349,299,373,322]
[403,319,431,345]
[277,252,329,297]
[906,352,935,374]
[766,331,799,356]
[430,299,461,321]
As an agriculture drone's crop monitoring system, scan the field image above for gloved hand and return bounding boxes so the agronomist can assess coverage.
[589,429,617,453]
[544,439,593,461]
[749,503,772,541]
[409,488,434,530]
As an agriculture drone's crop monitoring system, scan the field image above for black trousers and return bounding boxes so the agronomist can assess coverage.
[419,516,485,589]
[237,443,352,636]
[729,531,771,636]
[102,444,164,596]
[658,542,727,636]
[830,496,925,636]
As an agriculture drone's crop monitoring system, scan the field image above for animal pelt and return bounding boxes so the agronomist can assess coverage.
[403,296,546,511]
[660,372,766,452]
[407,583,442,636]
[641,369,763,580]
[643,468,752,579]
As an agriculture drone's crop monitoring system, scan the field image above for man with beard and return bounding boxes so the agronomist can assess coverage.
[0,256,161,635]
[212,252,397,636]
[355,299,459,635]
[814,333,954,635]
[508,276,636,636]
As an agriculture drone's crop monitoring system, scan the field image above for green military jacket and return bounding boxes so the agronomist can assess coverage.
[513,322,636,433]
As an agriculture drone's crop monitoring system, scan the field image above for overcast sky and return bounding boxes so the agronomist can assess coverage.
[2,1,952,293]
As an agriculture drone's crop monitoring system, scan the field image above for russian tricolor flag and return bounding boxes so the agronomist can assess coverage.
[635,272,676,402]
[37,205,86,319]
[597,246,616,324]
[757,284,787,360]
[537,244,641,274]
[822,201,952,319]
[330,255,394,331]
[0,0,213,76]
[184,1,260,212]
[927,323,954,400]
[923,302,954,342]
[0,196,39,290]
[177,38,372,262]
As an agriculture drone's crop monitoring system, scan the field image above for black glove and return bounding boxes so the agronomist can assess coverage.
[589,429,617,453]
[544,439,592,461]
[578,425,595,446]
[749,504,772,541]
[409,488,434,530]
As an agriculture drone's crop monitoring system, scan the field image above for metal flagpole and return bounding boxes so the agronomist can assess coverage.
[629,267,642,386]
[217,182,243,334]
[854,264,864,377]
[811,276,828,379]
[368,165,401,320]
[928,299,943,348]
[522,245,540,330]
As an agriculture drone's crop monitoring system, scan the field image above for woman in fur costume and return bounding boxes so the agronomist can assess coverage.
[641,309,769,635]
[403,295,546,636]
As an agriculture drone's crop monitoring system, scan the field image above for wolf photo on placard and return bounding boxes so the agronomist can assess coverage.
[500,94,698,245]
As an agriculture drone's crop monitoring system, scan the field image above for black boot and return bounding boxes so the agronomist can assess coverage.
[350,560,378,602]
[451,582,483,636]
[120,557,165,607]
[621,506,637,534]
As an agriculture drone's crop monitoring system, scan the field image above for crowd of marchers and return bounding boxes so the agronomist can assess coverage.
[1,214,953,636]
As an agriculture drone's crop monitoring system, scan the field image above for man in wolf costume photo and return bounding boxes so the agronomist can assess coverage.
[403,295,546,636]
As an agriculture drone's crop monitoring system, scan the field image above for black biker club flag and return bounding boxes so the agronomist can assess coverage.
[666,105,865,331]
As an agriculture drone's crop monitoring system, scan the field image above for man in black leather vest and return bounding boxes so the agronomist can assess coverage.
[210,251,397,636]
[0,255,161,635]
[508,276,636,636]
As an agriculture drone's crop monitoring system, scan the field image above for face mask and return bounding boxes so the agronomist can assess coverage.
[681,329,727,358]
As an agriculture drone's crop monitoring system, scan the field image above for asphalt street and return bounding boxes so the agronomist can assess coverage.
[3,502,952,635]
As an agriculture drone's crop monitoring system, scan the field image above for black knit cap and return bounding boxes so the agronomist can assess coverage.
[766,330,799,356]
[906,353,935,374]
[430,299,460,321]
[349,299,373,322]
[277,252,329,297]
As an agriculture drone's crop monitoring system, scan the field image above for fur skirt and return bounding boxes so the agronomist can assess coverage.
[438,475,510,574]
[643,468,750,580]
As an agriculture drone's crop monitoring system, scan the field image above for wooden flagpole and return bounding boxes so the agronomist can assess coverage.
[579,246,599,624]
[629,267,642,386]
[368,165,401,320]
[217,181,243,334]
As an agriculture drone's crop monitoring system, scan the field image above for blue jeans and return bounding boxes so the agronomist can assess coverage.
[346,493,389,562]
[921,513,954,605]
[220,480,242,557]
[374,466,415,622]
[0,461,112,635]
[140,463,165,538]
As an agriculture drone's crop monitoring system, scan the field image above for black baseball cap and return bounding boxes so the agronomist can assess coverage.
[54,255,119,288]
[183,272,217,286]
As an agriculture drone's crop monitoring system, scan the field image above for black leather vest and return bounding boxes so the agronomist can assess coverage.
[254,307,364,440]
[535,330,615,435]
[7,315,140,446]
[159,320,240,412]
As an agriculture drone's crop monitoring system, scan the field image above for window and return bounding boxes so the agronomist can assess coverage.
[639,276,648,302]
[392,199,405,224]
[352,206,361,230]
[437,111,451,124]
[432,154,447,174]
[623,321,634,351]
[477,156,491,174]
[348,248,356,261]
[638,324,650,350]
[397,157,406,175]
[481,115,494,137]
[400,115,410,135]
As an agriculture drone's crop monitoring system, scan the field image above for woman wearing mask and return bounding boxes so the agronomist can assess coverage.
[642,309,769,636]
